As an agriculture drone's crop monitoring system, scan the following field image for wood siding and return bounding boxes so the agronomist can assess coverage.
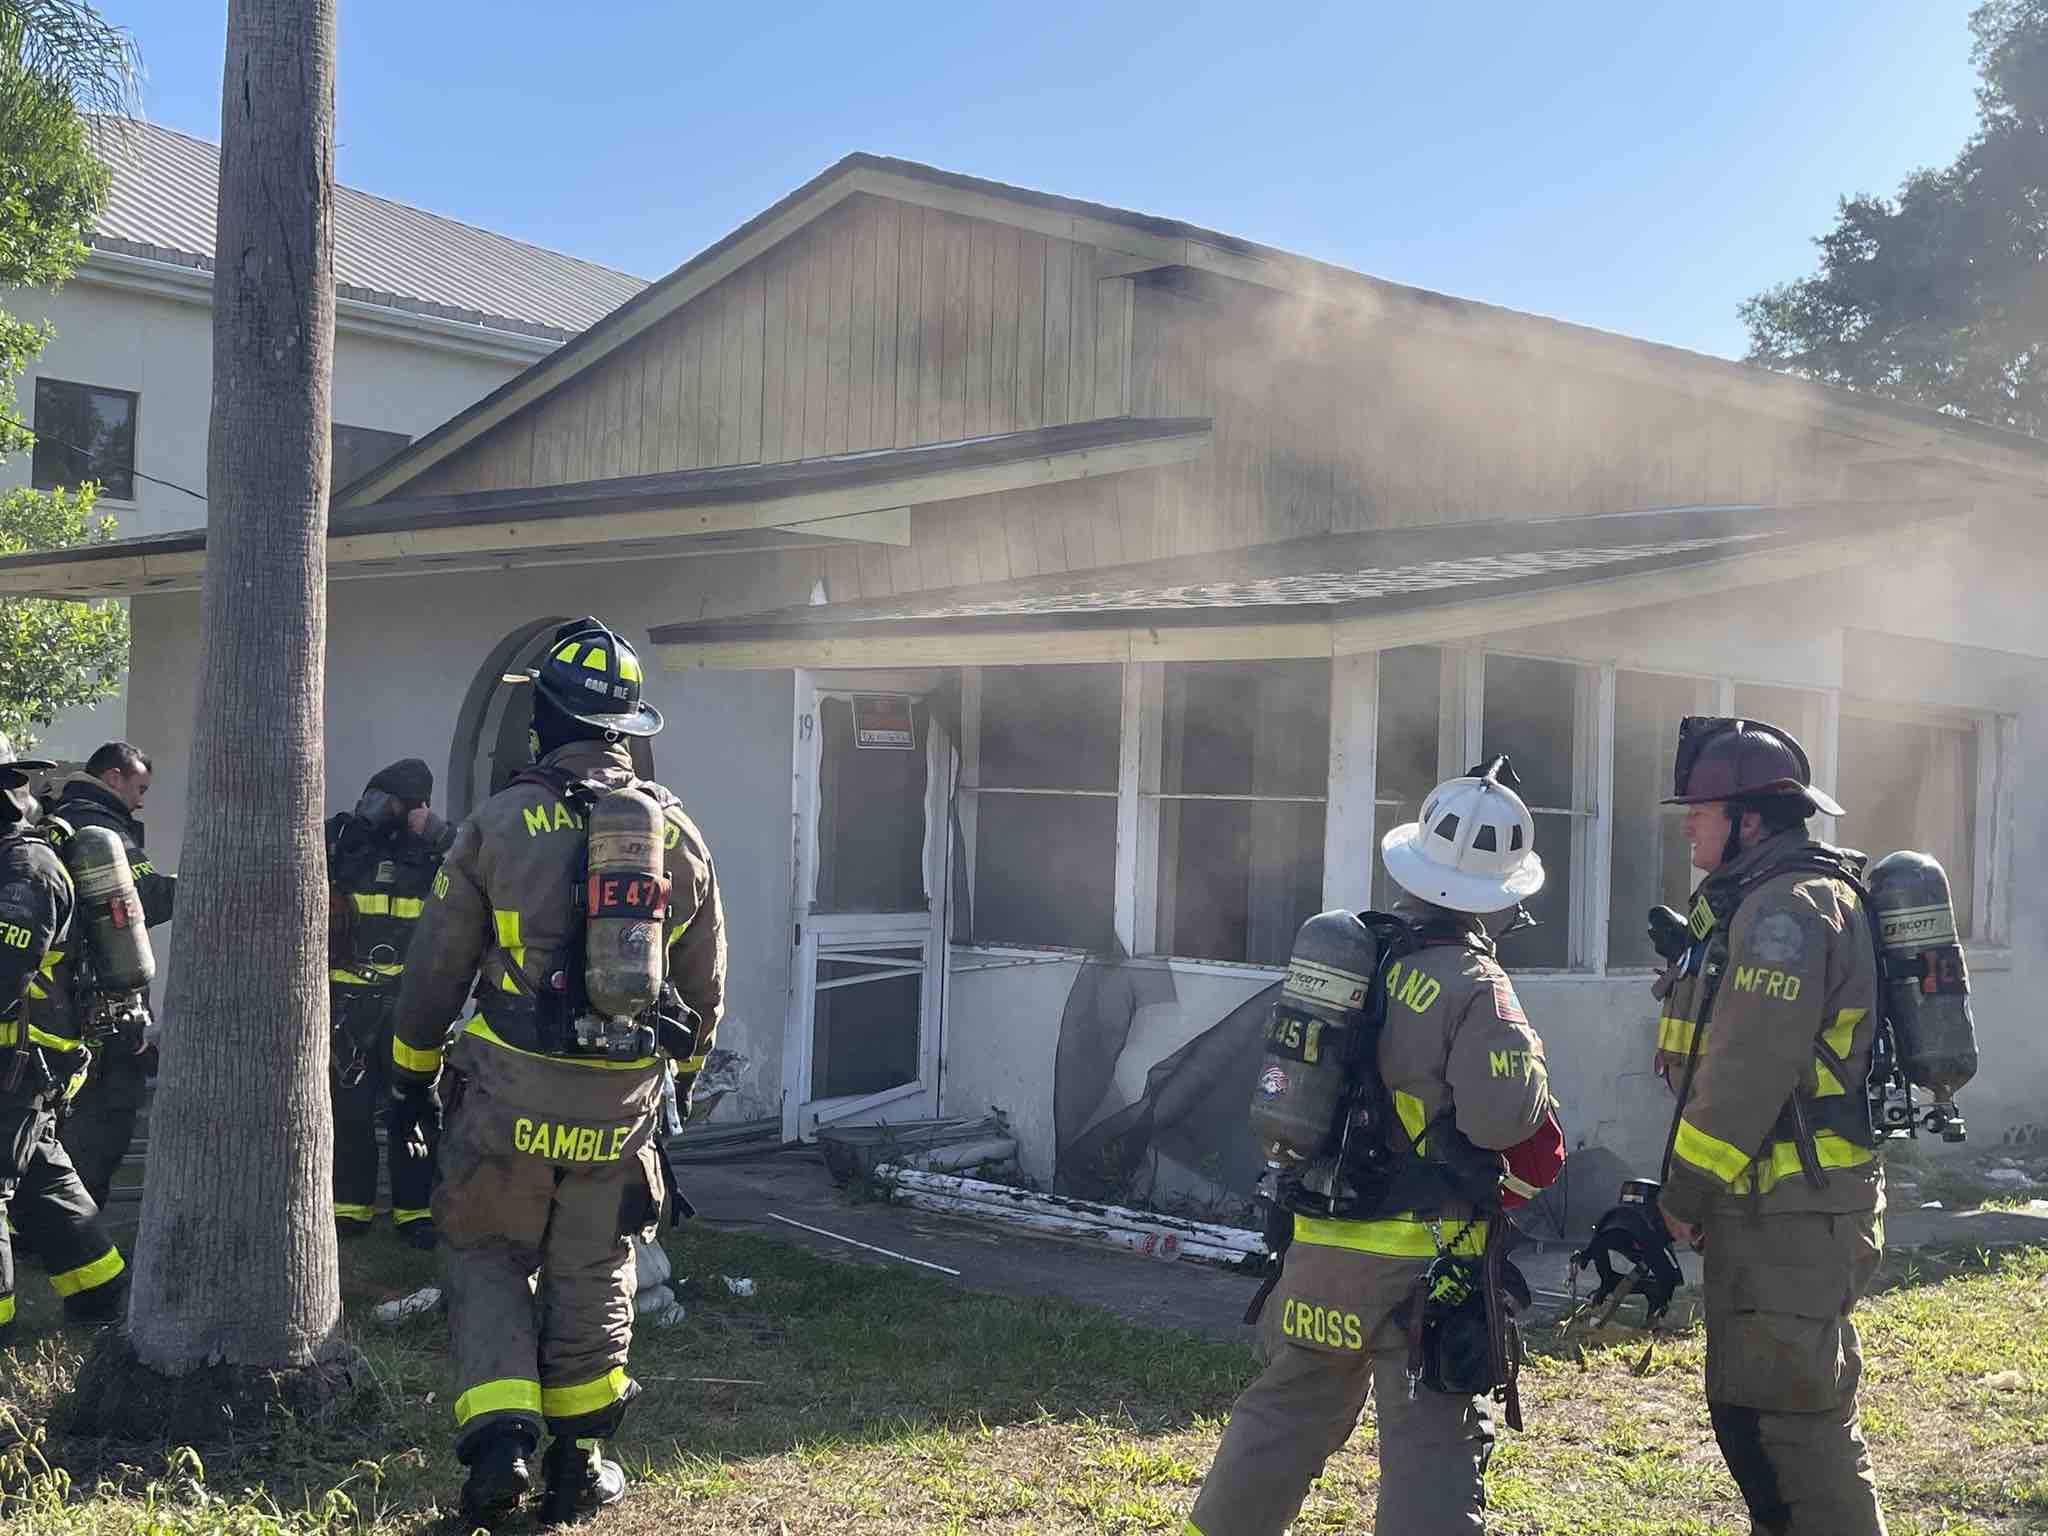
[406,193,1137,497]
[1125,279,1864,557]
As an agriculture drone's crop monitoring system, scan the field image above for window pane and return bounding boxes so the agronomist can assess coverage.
[1155,800,1325,965]
[32,379,136,500]
[332,423,412,488]
[1159,660,1329,797]
[1376,645,1444,808]
[814,697,927,914]
[1733,685,1826,770]
[1481,655,1578,810]
[979,664,1120,790]
[1498,812,1573,969]
[1836,714,1979,936]
[972,794,1116,950]
[1610,671,1714,966]
[813,946,922,1099]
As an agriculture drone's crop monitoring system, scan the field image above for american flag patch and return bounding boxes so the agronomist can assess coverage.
[1492,976,1528,1025]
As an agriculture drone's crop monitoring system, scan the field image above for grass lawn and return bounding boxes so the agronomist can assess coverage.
[0,1224,2043,1533]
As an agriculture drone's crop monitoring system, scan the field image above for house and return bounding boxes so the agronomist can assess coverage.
[0,153,2036,1203]
[1,119,645,756]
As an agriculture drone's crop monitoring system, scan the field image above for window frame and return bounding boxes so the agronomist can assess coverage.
[31,376,140,503]
[944,655,2015,975]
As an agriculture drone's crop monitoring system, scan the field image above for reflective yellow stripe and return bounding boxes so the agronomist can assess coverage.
[1814,1060,1846,1096]
[1673,1117,1753,1187]
[392,1208,431,1226]
[0,1293,13,1326]
[618,649,642,684]
[540,1367,629,1420]
[331,965,401,986]
[335,1203,375,1223]
[49,1246,124,1298]
[674,1054,707,1074]
[494,910,527,978]
[1293,1213,1487,1259]
[582,648,610,672]
[1824,1007,1865,1059]
[454,1377,543,1426]
[1392,1090,1427,1147]
[391,896,425,919]
[351,892,390,916]
[1184,1524,1205,1536]
[1736,1133,1875,1195]
[25,948,62,1002]
[1689,893,1715,939]
[390,1036,443,1075]
[1657,1016,1698,1055]
[462,1017,657,1072]
[554,641,581,665]
[0,1019,87,1053]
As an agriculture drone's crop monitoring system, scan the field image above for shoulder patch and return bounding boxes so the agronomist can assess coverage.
[1749,908,1808,967]
[1491,975,1528,1025]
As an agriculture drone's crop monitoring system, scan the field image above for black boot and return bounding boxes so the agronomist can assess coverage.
[459,1424,536,1523]
[540,1436,625,1524]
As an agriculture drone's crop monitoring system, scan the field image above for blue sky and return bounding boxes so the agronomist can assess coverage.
[113,2,1983,360]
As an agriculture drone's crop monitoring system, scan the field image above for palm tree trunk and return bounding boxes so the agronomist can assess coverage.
[69,0,357,1428]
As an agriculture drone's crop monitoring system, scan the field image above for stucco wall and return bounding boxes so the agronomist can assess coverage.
[7,272,537,757]
[125,554,803,1121]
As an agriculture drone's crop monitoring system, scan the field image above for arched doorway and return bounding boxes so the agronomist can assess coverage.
[446,617,656,821]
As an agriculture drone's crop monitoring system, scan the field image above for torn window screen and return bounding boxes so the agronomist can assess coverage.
[1150,661,1329,965]
[1837,712,1980,938]
[971,664,1119,951]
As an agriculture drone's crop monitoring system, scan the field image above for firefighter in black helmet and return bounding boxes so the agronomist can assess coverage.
[1652,718,1886,1535]
[326,758,454,1246]
[0,734,128,1347]
[391,619,725,1524]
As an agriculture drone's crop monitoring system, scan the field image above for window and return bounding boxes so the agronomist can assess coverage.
[1147,660,1328,965]
[1479,654,1592,969]
[1372,646,1451,913]
[332,423,412,489]
[967,664,1120,951]
[1609,671,1715,966]
[32,379,136,500]
[1836,708,1982,938]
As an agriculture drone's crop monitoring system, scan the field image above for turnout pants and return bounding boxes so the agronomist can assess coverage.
[1703,1207,1886,1536]
[1188,1240,1493,1535]
[1,1098,126,1341]
[431,1038,665,1460]
[59,1043,151,1210]
[332,1027,437,1230]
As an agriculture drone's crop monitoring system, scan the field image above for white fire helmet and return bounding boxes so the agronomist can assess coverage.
[1381,763,1545,914]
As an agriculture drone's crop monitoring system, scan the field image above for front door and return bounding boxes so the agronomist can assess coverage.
[785,674,952,1140]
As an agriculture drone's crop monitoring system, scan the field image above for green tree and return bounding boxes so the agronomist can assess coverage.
[1742,1,2048,436]
[0,2,139,747]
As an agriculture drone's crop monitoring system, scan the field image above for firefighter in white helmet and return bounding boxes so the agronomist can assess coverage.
[1187,760,1562,1536]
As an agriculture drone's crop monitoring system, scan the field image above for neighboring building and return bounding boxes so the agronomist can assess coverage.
[2,119,645,756]
[2,154,2036,1203]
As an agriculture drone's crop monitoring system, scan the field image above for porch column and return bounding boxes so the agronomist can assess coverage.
[1323,650,1379,911]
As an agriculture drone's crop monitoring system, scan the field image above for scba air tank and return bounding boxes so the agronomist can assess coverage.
[584,787,670,1020]
[65,824,155,993]
[1868,850,1979,1099]
[1249,911,1381,1169]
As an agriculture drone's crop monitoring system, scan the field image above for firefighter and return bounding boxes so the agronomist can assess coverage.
[1653,718,1886,1536]
[390,617,724,1525]
[1187,763,1558,1536]
[327,758,453,1246]
[0,734,127,1347]
[49,742,175,1210]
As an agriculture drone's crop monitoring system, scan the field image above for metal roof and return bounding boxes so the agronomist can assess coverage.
[83,118,647,340]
